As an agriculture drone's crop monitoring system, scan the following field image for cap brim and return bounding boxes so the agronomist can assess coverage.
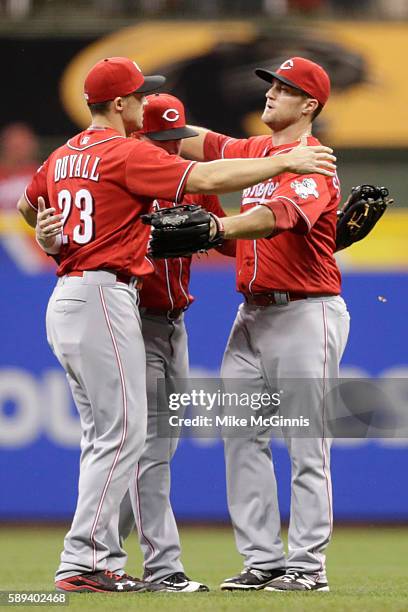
[145,126,199,141]
[135,75,166,94]
[254,68,307,95]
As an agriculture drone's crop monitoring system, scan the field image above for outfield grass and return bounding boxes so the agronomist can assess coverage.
[0,526,406,611]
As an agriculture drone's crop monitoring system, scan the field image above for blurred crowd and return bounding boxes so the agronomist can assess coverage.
[0,123,39,213]
[0,122,53,273]
[1,0,408,19]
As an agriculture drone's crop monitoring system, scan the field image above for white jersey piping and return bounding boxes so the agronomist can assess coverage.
[175,161,195,204]
[221,138,234,159]
[274,195,312,233]
[246,142,274,295]
[248,240,258,295]
[321,301,333,546]
[91,287,128,572]
[66,135,125,151]
[134,462,156,559]
[243,139,308,292]
[164,259,175,311]
[24,186,38,210]
[178,258,190,307]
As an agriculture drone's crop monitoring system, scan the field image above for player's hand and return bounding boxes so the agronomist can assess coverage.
[35,196,63,253]
[284,134,336,177]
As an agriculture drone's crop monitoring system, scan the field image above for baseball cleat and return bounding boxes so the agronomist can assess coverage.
[154,572,209,592]
[55,569,164,593]
[264,570,330,592]
[220,567,286,591]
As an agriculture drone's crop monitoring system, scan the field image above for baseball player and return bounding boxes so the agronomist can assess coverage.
[104,93,235,593]
[180,57,350,592]
[17,56,336,593]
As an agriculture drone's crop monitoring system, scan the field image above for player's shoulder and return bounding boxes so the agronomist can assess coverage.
[221,133,271,155]
[275,135,325,150]
[247,134,272,145]
[63,129,130,155]
[126,136,169,159]
[245,134,272,153]
[306,135,328,147]
[308,134,320,145]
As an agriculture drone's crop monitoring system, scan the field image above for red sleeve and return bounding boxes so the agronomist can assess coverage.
[203,131,251,161]
[25,159,50,211]
[261,173,331,235]
[125,140,196,203]
[261,200,299,236]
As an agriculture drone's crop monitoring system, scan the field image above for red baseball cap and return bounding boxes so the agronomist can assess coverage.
[84,57,165,104]
[255,57,330,106]
[140,93,198,141]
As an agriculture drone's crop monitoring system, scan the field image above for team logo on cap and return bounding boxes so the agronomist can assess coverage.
[291,177,319,199]
[280,59,294,71]
[162,108,180,122]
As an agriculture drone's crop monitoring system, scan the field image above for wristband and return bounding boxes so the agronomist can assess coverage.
[211,214,225,240]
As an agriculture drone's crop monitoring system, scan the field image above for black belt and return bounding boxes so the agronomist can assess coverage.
[245,292,336,306]
[139,307,185,321]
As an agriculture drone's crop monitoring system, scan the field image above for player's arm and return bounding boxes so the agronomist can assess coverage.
[180,126,209,161]
[213,173,332,240]
[185,136,336,195]
[217,205,277,240]
[17,194,38,228]
[18,159,50,228]
[34,196,63,254]
[182,127,251,162]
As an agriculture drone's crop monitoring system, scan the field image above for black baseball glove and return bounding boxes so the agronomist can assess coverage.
[141,204,224,258]
[336,185,393,251]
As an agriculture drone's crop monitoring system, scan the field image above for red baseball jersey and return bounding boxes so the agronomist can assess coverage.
[25,127,196,278]
[204,132,341,296]
[140,193,235,311]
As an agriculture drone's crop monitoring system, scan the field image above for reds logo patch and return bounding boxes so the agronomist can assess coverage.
[162,108,179,122]
[291,178,319,199]
[280,59,294,71]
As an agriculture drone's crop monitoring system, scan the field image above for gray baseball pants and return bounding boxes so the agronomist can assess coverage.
[105,313,188,582]
[221,296,350,575]
[46,271,147,580]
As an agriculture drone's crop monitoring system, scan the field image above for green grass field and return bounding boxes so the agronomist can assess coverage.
[0,526,407,611]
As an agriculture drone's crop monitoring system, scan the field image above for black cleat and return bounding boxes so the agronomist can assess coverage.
[155,572,209,593]
[220,567,286,591]
[119,572,167,592]
[265,570,330,592]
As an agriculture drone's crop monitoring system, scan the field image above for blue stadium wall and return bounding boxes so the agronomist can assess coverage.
[0,255,407,522]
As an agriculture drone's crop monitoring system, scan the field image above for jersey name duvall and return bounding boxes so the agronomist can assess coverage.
[54,154,101,182]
